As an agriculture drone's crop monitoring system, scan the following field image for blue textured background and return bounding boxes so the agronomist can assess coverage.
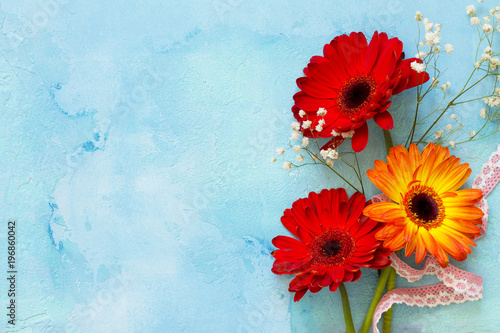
[0,0,499,332]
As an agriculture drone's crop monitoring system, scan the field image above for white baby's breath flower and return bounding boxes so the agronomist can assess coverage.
[445,124,452,131]
[315,119,325,132]
[290,131,300,141]
[298,110,306,118]
[415,11,423,21]
[450,114,457,120]
[425,22,434,31]
[276,147,285,155]
[341,130,355,138]
[470,131,476,138]
[283,161,291,171]
[434,129,444,139]
[435,23,442,32]
[471,17,480,25]
[331,129,341,137]
[328,149,339,160]
[320,149,329,159]
[445,44,454,54]
[483,23,493,32]
[419,41,425,47]
[475,61,482,68]
[291,121,301,131]
[496,13,500,20]
[293,145,301,153]
[415,51,426,59]
[441,83,448,91]
[434,46,441,53]
[301,137,309,147]
[317,108,327,116]
[302,120,312,129]
[326,159,335,167]
[484,16,491,22]
[466,5,476,15]
[296,155,304,162]
[449,140,456,147]
[491,58,500,65]
[411,61,426,73]
[480,108,487,118]
[270,157,276,163]
[484,46,492,54]
[425,32,440,46]
[482,53,491,61]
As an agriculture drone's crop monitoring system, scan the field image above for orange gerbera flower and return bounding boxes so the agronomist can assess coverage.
[363,143,484,267]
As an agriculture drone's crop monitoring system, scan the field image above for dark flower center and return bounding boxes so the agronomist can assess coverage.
[338,75,376,115]
[411,193,439,222]
[403,185,445,229]
[311,230,356,267]
[321,239,343,257]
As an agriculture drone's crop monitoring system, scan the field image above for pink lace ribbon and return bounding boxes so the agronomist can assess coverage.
[371,145,500,333]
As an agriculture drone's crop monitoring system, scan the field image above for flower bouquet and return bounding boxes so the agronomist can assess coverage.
[271,4,500,333]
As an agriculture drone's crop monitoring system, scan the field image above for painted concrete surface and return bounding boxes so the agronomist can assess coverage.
[0,0,499,332]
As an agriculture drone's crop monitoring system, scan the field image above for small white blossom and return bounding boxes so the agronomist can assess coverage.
[276,147,285,155]
[471,17,480,25]
[497,25,500,32]
[415,51,426,59]
[451,114,457,120]
[475,61,482,68]
[470,131,476,138]
[484,16,491,22]
[484,46,492,54]
[283,161,291,171]
[298,110,306,118]
[317,108,327,116]
[425,32,440,46]
[483,23,494,32]
[302,120,312,129]
[445,44,454,54]
[415,11,423,21]
[301,137,309,147]
[441,83,448,91]
[411,61,426,73]
[291,121,301,131]
[331,129,341,137]
[434,129,444,139]
[290,131,300,141]
[425,22,434,31]
[293,145,301,153]
[296,155,304,162]
[478,0,483,2]
[446,124,453,131]
[326,159,335,167]
[320,149,329,159]
[480,108,487,118]
[466,5,476,15]
[419,41,425,47]
[328,149,339,160]
[315,119,325,132]
[341,130,355,138]
[271,157,276,163]
[495,87,500,94]
[433,46,441,53]
[449,140,456,147]
[496,13,500,20]
[482,53,491,61]
[491,58,500,65]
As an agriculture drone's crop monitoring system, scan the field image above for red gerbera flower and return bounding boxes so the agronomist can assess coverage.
[271,188,391,301]
[292,31,430,152]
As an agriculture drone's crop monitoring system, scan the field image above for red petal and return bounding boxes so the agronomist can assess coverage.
[351,121,369,152]
[373,111,394,130]
[320,136,345,151]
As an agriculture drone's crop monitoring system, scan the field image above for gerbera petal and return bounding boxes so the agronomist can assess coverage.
[351,121,369,152]
[363,202,402,221]
[373,111,394,130]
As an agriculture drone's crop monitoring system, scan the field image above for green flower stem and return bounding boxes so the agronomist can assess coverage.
[359,267,392,333]
[339,283,356,333]
[383,130,393,155]
[382,268,397,333]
